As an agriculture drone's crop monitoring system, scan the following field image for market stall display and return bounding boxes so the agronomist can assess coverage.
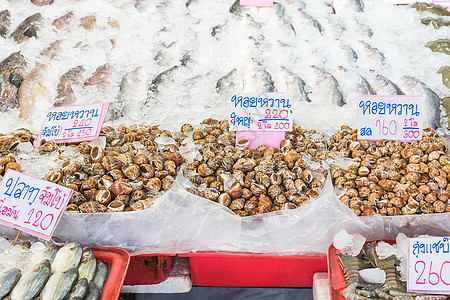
[0,0,448,295]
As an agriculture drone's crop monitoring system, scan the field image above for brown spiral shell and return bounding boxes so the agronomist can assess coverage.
[79,201,107,213]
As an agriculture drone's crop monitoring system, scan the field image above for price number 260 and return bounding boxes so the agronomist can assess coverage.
[414,260,450,286]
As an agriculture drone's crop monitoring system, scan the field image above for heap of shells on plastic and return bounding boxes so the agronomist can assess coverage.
[0,128,36,175]
[47,124,186,213]
[183,119,329,216]
[0,125,186,213]
[329,126,450,216]
[5,121,450,217]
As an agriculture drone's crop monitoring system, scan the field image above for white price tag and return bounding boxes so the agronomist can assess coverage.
[357,95,423,141]
[408,236,450,294]
[229,93,292,132]
[39,102,109,143]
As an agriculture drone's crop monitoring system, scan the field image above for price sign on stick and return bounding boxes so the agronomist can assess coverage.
[408,236,450,294]
[0,169,73,241]
[230,92,292,149]
[39,102,109,144]
[357,95,423,141]
[240,0,273,7]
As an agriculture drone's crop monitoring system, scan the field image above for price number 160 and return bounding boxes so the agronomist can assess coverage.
[375,119,397,136]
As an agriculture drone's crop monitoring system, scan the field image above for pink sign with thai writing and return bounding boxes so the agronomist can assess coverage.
[236,131,285,149]
[0,169,73,240]
[408,236,450,294]
[240,0,273,7]
[39,102,109,144]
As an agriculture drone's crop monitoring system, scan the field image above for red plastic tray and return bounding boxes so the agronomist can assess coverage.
[123,253,175,285]
[327,240,395,300]
[91,247,130,300]
[179,252,328,287]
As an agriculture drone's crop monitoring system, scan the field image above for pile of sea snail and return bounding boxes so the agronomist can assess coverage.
[184,120,328,216]
[0,128,69,177]
[47,124,185,213]
[0,128,35,176]
[329,126,450,216]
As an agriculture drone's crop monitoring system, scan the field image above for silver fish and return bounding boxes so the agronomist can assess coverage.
[243,59,276,93]
[216,68,243,95]
[51,242,83,273]
[78,248,97,282]
[0,52,26,112]
[67,278,88,299]
[290,9,324,35]
[17,64,49,120]
[40,267,79,300]
[0,268,21,298]
[211,22,228,39]
[335,66,376,101]
[84,282,100,300]
[92,261,108,291]
[110,67,147,121]
[31,0,55,6]
[341,44,358,64]
[10,13,42,43]
[358,40,386,65]
[272,2,296,35]
[229,0,248,16]
[84,64,114,87]
[10,260,51,300]
[278,66,311,102]
[149,65,180,94]
[350,19,373,37]
[31,243,58,265]
[400,76,441,129]
[310,65,345,107]
[0,10,11,38]
[368,72,405,95]
[333,0,364,13]
[54,65,85,107]
[278,0,306,10]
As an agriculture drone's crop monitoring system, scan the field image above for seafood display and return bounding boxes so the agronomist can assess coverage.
[60,124,184,213]
[336,239,448,299]
[0,0,447,134]
[0,124,185,213]
[330,126,450,216]
[184,120,328,216]
[0,238,109,300]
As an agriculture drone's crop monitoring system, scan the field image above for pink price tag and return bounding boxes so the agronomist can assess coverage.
[39,102,109,144]
[0,170,73,241]
[236,131,285,149]
[240,0,273,7]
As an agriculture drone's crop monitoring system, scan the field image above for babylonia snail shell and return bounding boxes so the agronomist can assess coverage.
[95,189,112,205]
[110,181,133,196]
[108,200,125,212]
[131,199,153,211]
[90,146,105,163]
